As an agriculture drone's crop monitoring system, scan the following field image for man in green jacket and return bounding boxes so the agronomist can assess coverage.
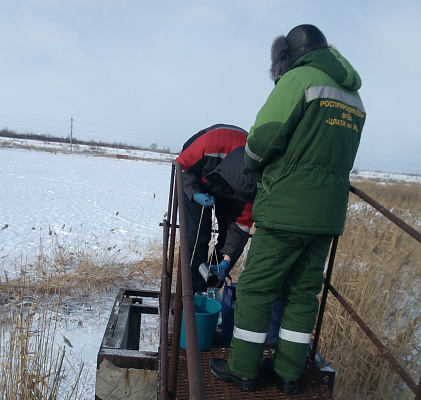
[210,24,366,394]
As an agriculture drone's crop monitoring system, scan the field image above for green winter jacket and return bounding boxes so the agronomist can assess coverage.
[245,48,366,235]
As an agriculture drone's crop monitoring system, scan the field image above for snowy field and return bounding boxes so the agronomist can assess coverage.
[0,141,419,398]
[0,144,175,399]
[0,144,175,273]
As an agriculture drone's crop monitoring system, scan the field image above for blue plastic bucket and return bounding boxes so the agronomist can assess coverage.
[180,295,222,351]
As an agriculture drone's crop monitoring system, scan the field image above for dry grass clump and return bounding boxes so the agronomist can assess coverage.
[350,179,421,223]
[317,179,421,399]
[0,284,83,399]
[1,224,164,296]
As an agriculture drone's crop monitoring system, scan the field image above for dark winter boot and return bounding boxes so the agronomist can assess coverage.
[210,357,257,391]
[262,357,298,395]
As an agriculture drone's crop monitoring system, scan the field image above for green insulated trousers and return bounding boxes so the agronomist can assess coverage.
[227,227,333,380]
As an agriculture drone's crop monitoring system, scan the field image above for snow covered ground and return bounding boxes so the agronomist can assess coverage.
[0,142,175,399]
[0,142,176,273]
[0,139,419,398]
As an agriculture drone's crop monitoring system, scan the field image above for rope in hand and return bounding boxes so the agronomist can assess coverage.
[190,204,220,276]
[190,205,205,267]
[207,204,221,274]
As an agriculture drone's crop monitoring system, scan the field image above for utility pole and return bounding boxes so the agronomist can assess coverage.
[70,115,73,153]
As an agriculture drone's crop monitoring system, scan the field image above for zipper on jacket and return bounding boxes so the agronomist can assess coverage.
[261,180,271,194]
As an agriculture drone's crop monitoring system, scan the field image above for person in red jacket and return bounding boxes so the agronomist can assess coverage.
[176,124,260,293]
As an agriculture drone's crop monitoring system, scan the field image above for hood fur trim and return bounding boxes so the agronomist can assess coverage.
[270,36,292,83]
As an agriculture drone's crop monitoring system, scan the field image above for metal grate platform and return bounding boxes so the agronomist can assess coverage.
[95,289,335,399]
[171,333,335,399]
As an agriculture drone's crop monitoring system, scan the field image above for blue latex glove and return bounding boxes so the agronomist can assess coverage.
[193,192,215,208]
[210,259,230,280]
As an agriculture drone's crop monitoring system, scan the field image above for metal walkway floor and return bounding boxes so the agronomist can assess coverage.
[172,333,335,399]
[95,289,335,399]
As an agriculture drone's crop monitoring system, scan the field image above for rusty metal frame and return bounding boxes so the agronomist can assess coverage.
[311,235,339,360]
[350,185,421,244]
[96,289,160,400]
[311,184,421,399]
[159,161,206,399]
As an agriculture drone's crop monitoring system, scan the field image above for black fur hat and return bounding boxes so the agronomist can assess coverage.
[270,24,328,83]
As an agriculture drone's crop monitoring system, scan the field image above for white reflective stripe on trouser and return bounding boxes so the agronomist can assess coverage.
[279,328,311,344]
[233,326,268,344]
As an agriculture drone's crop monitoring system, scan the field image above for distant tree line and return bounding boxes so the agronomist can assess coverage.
[0,129,173,154]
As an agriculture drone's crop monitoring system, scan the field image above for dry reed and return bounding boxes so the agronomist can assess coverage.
[316,177,421,399]
[0,276,83,399]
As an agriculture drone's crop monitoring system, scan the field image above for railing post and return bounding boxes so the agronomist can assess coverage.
[168,256,183,398]
[159,217,170,400]
[166,171,179,311]
[311,235,339,360]
[413,375,421,399]
[173,161,206,399]
[159,164,176,399]
[176,163,206,400]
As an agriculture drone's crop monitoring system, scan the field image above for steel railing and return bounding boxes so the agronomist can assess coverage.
[159,161,206,399]
[311,185,421,399]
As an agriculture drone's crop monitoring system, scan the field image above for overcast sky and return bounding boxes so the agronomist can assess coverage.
[1,1,420,174]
